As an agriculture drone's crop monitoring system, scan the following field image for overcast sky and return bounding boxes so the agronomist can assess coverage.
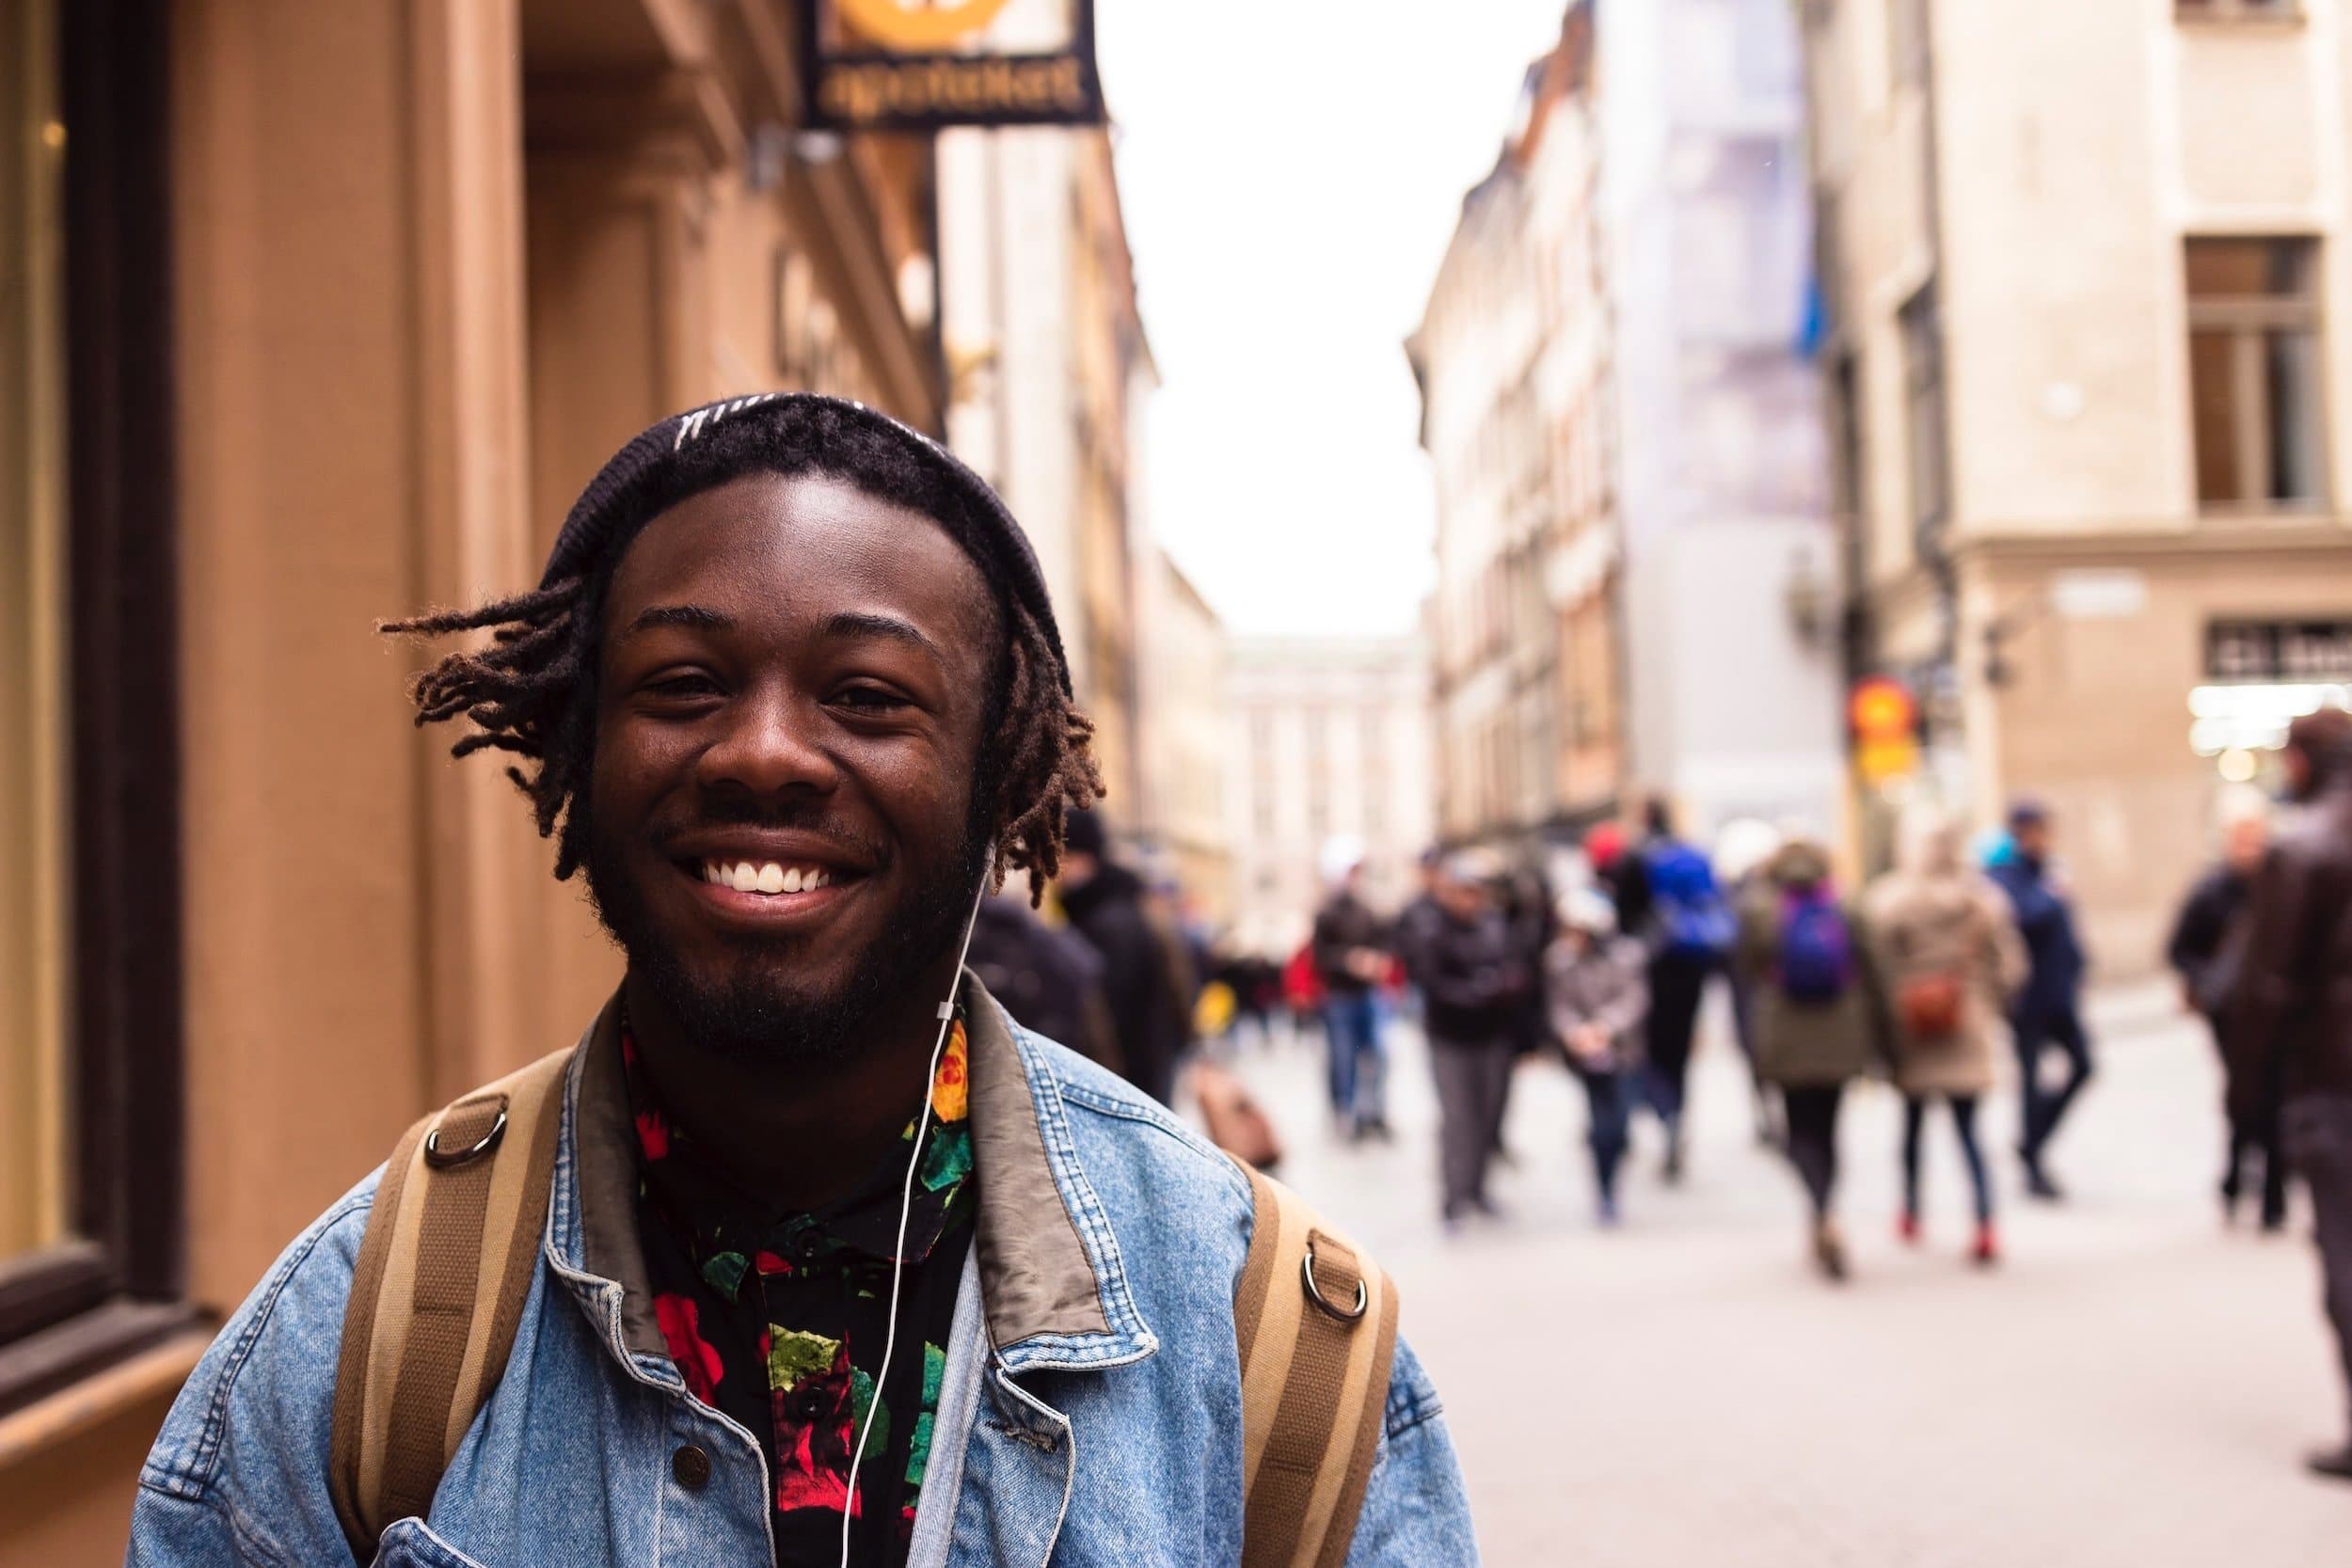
[1094,3,1570,640]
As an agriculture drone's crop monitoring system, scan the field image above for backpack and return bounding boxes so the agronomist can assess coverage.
[1644,841,1735,961]
[329,1048,1395,1568]
[1775,886,1855,1005]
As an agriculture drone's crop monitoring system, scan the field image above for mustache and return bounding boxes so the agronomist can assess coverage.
[650,795,891,868]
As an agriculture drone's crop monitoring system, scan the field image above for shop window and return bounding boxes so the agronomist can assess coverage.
[2186,237,2326,511]
[0,0,190,1415]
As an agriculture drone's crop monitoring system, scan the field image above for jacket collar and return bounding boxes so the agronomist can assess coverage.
[545,974,1157,1377]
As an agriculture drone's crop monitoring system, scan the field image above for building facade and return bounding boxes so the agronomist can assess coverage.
[1414,0,1842,860]
[1601,0,1843,844]
[1225,638,1436,958]
[1803,0,2352,967]
[1413,10,1625,851]
[0,2,946,1559]
[1137,550,1233,923]
[938,113,1153,818]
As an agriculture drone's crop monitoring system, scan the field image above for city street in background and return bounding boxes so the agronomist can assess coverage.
[1233,990,2346,1566]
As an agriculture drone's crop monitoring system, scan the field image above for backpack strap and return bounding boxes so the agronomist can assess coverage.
[328,1046,574,1560]
[1233,1159,1401,1568]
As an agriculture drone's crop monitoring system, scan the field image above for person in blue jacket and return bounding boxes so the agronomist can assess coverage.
[1985,798,2090,1199]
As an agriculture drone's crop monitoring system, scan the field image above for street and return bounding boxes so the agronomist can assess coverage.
[1221,985,2351,1567]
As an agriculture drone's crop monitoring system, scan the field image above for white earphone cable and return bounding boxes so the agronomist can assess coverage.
[839,847,993,1568]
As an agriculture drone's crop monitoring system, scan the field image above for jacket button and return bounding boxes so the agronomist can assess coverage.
[673,1445,711,1490]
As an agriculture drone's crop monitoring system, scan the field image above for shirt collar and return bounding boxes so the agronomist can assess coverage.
[616,1007,976,1275]
[549,974,1157,1373]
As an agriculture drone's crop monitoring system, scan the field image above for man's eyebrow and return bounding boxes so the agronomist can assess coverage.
[624,603,734,637]
[823,610,945,661]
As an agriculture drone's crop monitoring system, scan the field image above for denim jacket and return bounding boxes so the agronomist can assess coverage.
[127,978,1478,1567]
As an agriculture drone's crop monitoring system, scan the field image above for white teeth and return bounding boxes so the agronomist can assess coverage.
[701,859,835,895]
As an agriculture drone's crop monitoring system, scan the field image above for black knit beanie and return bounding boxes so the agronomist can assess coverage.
[538,392,1072,697]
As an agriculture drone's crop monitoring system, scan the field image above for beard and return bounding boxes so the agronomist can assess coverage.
[580,792,991,1069]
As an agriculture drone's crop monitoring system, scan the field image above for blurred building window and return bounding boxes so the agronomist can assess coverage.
[2176,0,2300,20]
[1887,0,1931,88]
[1899,282,1949,535]
[2186,237,2326,511]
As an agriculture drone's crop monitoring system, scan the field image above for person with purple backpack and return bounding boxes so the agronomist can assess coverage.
[1736,833,1888,1281]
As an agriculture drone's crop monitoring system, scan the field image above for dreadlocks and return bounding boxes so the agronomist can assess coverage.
[381,404,1100,899]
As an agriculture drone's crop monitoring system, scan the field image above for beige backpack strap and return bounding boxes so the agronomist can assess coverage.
[328,1046,573,1560]
[1233,1160,1401,1568]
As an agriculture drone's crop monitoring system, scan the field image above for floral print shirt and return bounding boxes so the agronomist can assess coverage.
[623,1014,977,1568]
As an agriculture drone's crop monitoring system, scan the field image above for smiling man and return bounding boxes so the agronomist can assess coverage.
[126,395,1475,1568]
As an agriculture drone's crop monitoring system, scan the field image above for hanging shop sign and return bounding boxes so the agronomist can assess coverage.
[2206,618,2352,684]
[803,0,1105,132]
[1849,674,1920,785]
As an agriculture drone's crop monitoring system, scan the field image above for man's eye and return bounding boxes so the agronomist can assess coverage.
[834,685,911,713]
[644,673,721,700]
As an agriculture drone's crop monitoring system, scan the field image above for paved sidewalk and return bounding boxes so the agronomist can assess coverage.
[1215,985,2351,1567]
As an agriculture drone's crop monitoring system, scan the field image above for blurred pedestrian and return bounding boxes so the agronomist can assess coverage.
[1717,816,1788,1148]
[1616,797,1735,1181]
[1546,889,1648,1227]
[1491,864,1557,1166]
[1311,838,1394,1140]
[2168,787,2281,1229]
[1282,939,1327,1049]
[1737,834,1882,1281]
[1987,797,2092,1199]
[965,885,1121,1074]
[2226,706,2352,1483]
[1582,819,1629,900]
[1397,847,1446,976]
[1422,849,1529,1229]
[1869,808,2026,1265]
[1057,808,1194,1107]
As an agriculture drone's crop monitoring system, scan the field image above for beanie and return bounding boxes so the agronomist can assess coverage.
[536,392,1073,698]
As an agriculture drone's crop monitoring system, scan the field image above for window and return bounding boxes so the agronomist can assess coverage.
[2177,0,2300,20]
[2187,238,2326,511]
[1,0,190,1416]
[1899,282,1950,536]
[2,0,70,1277]
[1888,0,1931,88]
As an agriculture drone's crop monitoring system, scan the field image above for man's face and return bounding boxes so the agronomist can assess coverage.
[2013,817,2052,861]
[582,471,998,1063]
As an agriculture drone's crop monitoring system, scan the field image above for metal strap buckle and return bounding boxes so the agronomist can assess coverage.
[423,1104,508,1168]
[1300,1240,1369,1323]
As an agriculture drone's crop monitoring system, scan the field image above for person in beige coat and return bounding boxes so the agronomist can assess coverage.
[1864,808,2028,1264]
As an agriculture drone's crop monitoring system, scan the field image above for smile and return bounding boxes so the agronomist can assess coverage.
[698,859,837,896]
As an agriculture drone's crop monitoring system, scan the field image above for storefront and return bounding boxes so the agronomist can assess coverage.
[0,2,945,1559]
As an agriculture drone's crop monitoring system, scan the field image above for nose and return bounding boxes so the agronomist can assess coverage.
[692,686,839,799]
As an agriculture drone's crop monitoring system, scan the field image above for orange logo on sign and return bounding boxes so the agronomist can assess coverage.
[835,0,1017,50]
